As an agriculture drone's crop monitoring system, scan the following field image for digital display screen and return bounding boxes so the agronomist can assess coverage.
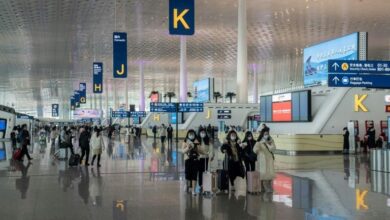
[150,93,159,103]
[260,90,311,122]
[169,113,183,124]
[73,109,101,119]
[303,33,358,87]
[193,78,214,102]
[0,119,6,130]
[0,149,5,161]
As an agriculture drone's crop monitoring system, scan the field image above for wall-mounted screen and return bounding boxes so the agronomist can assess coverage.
[0,119,6,131]
[150,93,159,103]
[193,78,214,102]
[169,113,183,124]
[303,33,359,87]
[73,109,101,119]
[260,90,311,122]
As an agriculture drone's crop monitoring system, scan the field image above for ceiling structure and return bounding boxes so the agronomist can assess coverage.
[0,0,390,116]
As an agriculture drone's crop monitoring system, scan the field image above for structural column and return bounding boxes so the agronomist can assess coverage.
[179,36,188,102]
[252,64,258,103]
[105,84,109,118]
[139,62,145,111]
[114,80,118,109]
[125,80,129,110]
[236,0,248,103]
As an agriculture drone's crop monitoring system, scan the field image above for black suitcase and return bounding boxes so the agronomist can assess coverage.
[217,169,229,191]
[69,154,80,166]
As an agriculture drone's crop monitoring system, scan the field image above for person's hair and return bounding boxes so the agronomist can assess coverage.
[184,129,198,143]
[242,131,254,143]
[198,128,210,145]
[226,130,239,142]
[95,127,101,137]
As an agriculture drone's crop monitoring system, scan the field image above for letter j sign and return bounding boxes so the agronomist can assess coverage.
[169,0,195,35]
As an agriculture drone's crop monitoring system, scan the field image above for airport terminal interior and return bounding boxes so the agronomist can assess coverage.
[1,0,390,219]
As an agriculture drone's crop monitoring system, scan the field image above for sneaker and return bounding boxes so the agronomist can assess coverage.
[85,163,90,166]
[192,191,197,196]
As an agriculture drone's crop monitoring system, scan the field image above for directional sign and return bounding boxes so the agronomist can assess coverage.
[130,111,147,117]
[79,83,87,104]
[150,102,177,113]
[52,104,59,117]
[328,60,390,74]
[93,62,103,93]
[218,115,232,120]
[111,111,130,118]
[328,74,390,89]
[178,102,204,112]
[113,32,127,78]
[70,97,76,110]
[169,0,195,35]
[217,110,231,114]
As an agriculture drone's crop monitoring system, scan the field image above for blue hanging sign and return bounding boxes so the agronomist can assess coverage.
[328,60,390,74]
[70,96,76,110]
[130,111,147,117]
[52,104,59,117]
[74,91,81,108]
[169,0,195,35]
[178,102,204,112]
[328,74,390,89]
[150,102,178,112]
[79,83,87,104]
[113,32,127,78]
[93,62,103,93]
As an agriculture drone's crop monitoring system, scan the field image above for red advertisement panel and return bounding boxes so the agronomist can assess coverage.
[150,93,159,103]
[272,101,292,121]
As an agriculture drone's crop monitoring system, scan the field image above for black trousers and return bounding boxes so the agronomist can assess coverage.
[167,136,173,146]
[244,160,256,172]
[20,145,32,160]
[80,147,90,164]
[161,136,166,144]
[91,154,101,165]
[198,158,209,187]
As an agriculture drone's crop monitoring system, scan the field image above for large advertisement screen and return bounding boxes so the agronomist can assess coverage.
[0,119,6,130]
[193,78,214,102]
[303,33,359,87]
[260,90,311,122]
[73,109,101,119]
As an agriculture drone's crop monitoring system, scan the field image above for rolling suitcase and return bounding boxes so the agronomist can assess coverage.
[13,148,22,161]
[68,154,80,166]
[203,159,217,195]
[217,169,229,191]
[247,171,261,194]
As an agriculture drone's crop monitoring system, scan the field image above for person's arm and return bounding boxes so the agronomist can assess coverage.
[209,143,215,160]
[181,141,192,154]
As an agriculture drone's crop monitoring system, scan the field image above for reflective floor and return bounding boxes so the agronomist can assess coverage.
[0,135,389,220]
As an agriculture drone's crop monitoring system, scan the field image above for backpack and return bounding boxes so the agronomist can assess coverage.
[17,131,23,143]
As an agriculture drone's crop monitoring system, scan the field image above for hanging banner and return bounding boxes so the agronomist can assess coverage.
[93,62,103,93]
[70,97,76,110]
[79,83,87,104]
[74,91,81,108]
[113,32,127,78]
[52,104,59,117]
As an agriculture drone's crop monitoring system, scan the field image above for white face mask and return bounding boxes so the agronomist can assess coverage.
[230,135,237,141]
[247,136,252,140]
[263,135,270,140]
[200,132,206,138]
[188,134,195,140]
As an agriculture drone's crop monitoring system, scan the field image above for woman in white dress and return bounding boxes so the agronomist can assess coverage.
[90,127,105,167]
[253,131,276,192]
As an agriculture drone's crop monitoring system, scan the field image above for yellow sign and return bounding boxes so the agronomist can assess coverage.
[206,109,211,119]
[354,94,368,112]
[94,84,102,92]
[116,64,125,75]
[173,9,190,29]
[153,114,160,121]
[341,63,349,71]
[356,189,368,210]
[116,200,125,211]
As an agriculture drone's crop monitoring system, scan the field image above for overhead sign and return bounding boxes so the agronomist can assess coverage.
[130,111,147,117]
[218,115,231,119]
[93,62,103,93]
[52,104,59,117]
[328,60,390,74]
[70,96,76,110]
[328,74,390,89]
[272,93,292,102]
[150,102,177,113]
[169,0,195,35]
[113,32,127,78]
[79,83,87,104]
[178,102,204,112]
[111,111,130,118]
[74,91,81,108]
[217,110,231,114]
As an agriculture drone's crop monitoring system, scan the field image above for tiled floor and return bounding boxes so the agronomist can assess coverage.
[0,135,389,220]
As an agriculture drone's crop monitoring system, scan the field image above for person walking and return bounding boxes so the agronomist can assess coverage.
[19,124,32,161]
[343,127,350,154]
[182,129,200,196]
[91,127,105,167]
[241,131,257,174]
[197,128,214,192]
[159,124,167,144]
[79,126,91,166]
[10,126,18,150]
[167,124,174,147]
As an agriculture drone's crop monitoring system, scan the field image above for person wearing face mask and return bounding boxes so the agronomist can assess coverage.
[241,131,257,173]
[197,128,214,191]
[220,130,245,191]
[182,129,200,196]
[365,123,376,151]
[253,131,276,193]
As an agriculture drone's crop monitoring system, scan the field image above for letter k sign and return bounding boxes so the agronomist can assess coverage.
[169,0,194,35]
[354,95,368,112]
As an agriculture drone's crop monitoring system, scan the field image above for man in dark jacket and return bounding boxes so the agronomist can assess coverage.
[79,126,91,166]
[19,124,32,161]
[167,124,173,147]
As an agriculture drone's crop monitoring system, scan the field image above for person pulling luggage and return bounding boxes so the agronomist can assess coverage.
[241,131,257,174]
[221,130,245,191]
[19,124,33,161]
[79,126,91,166]
[197,128,214,192]
[182,129,200,196]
